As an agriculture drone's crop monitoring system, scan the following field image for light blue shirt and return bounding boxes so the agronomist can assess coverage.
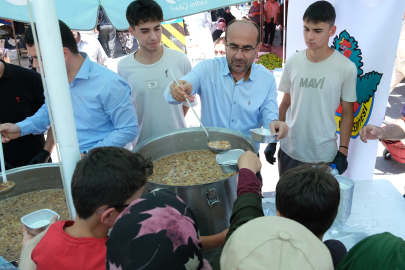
[17,53,138,153]
[164,57,278,149]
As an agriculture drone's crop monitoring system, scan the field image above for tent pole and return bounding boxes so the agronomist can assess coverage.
[260,1,263,44]
[11,21,20,66]
[29,0,80,220]
[282,0,286,66]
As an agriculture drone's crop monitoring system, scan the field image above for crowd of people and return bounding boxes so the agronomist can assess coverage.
[211,1,289,47]
[0,0,405,269]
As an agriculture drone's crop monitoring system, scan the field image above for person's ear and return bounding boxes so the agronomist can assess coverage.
[129,26,136,39]
[329,25,337,37]
[100,207,118,227]
[62,47,70,61]
[256,42,262,57]
[276,210,284,217]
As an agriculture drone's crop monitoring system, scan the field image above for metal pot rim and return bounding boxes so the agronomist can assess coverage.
[133,127,258,154]
[1,163,59,178]
[147,173,238,188]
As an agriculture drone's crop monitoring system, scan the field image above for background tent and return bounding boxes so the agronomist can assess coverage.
[1,0,246,30]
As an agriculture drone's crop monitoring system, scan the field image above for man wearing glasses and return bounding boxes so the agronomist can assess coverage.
[165,19,288,180]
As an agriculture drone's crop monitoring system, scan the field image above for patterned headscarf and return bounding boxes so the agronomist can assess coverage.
[106,189,211,270]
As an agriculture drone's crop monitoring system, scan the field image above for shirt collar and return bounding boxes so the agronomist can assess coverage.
[0,60,13,80]
[74,52,92,81]
[222,58,255,82]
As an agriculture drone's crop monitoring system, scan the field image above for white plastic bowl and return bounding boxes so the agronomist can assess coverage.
[250,128,278,143]
[216,149,245,173]
[21,209,60,229]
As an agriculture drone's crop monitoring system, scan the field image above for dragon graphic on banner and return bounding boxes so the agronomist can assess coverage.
[332,30,383,139]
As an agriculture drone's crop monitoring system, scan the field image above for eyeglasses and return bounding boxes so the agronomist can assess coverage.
[226,44,258,55]
[215,50,226,56]
[96,204,130,215]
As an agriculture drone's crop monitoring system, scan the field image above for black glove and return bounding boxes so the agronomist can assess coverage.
[28,149,51,165]
[332,151,348,175]
[264,143,277,165]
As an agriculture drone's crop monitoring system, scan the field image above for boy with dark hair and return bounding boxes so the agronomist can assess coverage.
[276,164,347,268]
[278,0,357,176]
[0,20,139,154]
[210,153,334,270]
[118,0,195,147]
[30,147,152,269]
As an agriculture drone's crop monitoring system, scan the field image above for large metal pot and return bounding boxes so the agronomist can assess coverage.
[133,127,258,260]
[0,164,63,262]
[0,163,63,202]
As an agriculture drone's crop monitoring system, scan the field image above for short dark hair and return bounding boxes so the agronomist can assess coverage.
[25,20,79,54]
[71,147,153,219]
[225,20,260,46]
[303,1,336,26]
[276,163,340,237]
[126,0,164,28]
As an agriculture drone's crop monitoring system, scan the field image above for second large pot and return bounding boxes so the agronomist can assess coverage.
[133,127,258,260]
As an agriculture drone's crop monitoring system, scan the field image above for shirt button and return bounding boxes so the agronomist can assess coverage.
[234,102,236,104]
[232,119,234,122]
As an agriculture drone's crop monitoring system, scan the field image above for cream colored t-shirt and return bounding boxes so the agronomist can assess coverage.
[117,46,193,147]
[279,49,357,163]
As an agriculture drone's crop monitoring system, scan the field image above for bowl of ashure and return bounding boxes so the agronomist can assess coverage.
[0,163,69,262]
[133,127,257,261]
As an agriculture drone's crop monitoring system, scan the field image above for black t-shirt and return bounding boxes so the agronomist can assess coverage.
[324,239,347,269]
[0,60,45,169]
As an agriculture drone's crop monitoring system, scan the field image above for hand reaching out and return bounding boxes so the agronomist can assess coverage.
[0,123,21,143]
[269,120,289,141]
[22,215,58,249]
[238,151,262,174]
[359,125,383,143]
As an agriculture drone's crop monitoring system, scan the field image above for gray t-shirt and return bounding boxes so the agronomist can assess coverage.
[278,49,357,163]
[117,47,192,146]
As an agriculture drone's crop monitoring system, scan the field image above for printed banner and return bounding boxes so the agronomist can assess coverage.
[286,0,405,180]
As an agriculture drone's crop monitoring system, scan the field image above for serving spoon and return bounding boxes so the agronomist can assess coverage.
[165,69,229,154]
[0,134,16,195]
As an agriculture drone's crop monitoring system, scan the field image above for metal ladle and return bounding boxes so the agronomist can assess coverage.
[165,69,229,154]
[0,137,15,195]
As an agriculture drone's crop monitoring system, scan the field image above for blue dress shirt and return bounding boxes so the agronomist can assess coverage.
[164,57,278,149]
[17,53,138,153]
